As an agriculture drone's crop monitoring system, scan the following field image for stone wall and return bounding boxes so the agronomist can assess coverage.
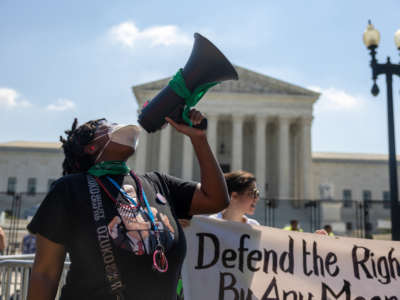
[0,147,63,194]
[311,153,395,200]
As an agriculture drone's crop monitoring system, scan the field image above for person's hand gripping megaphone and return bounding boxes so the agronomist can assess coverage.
[165,109,206,138]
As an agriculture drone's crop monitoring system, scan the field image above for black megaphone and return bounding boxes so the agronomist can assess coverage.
[138,33,239,133]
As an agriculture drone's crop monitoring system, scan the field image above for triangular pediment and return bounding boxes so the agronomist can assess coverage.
[133,65,319,97]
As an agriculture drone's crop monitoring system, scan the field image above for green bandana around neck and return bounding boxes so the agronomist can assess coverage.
[87,161,130,177]
[168,68,220,126]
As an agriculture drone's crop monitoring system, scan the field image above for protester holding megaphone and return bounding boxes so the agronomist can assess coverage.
[26,33,237,300]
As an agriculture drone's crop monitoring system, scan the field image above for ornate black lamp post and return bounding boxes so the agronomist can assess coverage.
[363,20,400,241]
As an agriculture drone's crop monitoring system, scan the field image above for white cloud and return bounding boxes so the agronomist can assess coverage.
[46,99,76,111]
[109,21,191,48]
[0,88,31,108]
[309,86,365,112]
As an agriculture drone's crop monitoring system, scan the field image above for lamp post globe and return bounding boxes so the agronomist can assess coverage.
[363,21,381,49]
[395,29,400,50]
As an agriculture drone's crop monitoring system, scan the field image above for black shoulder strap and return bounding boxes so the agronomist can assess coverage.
[86,174,125,300]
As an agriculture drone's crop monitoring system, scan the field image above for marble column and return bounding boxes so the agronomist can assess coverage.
[134,130,148,173]
[232,114,244,171]
[255,114,268,198]
[300,116,313,199]
[278,116,291,199]
[182,136,193,180]
[159,125,171,173]
[206,113,219,155]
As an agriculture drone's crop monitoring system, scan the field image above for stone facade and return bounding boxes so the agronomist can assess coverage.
[0,142,63,194]
[0,142,64,214]
[312,152,396,201]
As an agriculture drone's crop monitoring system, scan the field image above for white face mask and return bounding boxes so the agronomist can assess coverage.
[108,124,141,149]
[92,123,141,163]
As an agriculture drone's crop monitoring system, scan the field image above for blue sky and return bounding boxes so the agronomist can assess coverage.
[1,0,400,154]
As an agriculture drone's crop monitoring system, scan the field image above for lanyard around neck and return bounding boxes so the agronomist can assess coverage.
[106,176,139,208]
[129,171,159,232]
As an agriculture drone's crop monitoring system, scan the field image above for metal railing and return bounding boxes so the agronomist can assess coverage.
[258,198,391,239]
[0,255,69,300]
[0,192,46,255]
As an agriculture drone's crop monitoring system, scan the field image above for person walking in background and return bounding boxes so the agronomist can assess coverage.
[210,170,260,225]
[283,219,303,232]
[22,233,37,254]
[323,224,335,236]
[0,226,6,255]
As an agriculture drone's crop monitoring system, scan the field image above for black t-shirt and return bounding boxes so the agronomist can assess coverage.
[28,171,197,300]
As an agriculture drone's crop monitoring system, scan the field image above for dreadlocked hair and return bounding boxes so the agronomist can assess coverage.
[60,118,105,175]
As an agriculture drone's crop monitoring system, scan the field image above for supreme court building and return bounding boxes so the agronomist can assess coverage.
[133,66,319,200]
[0,66,395,232]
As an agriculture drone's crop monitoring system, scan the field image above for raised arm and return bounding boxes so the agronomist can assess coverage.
[166,111,230,215]
[27,234,66,300]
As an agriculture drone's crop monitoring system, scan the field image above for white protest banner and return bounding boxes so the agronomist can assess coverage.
[182,216,400,300]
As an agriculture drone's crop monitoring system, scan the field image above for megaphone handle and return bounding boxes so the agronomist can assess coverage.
[193,118,208,130]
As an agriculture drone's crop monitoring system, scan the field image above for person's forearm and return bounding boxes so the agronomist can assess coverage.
[191,135,229,209]
[0,237,5,252]
[27,272,60,300]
